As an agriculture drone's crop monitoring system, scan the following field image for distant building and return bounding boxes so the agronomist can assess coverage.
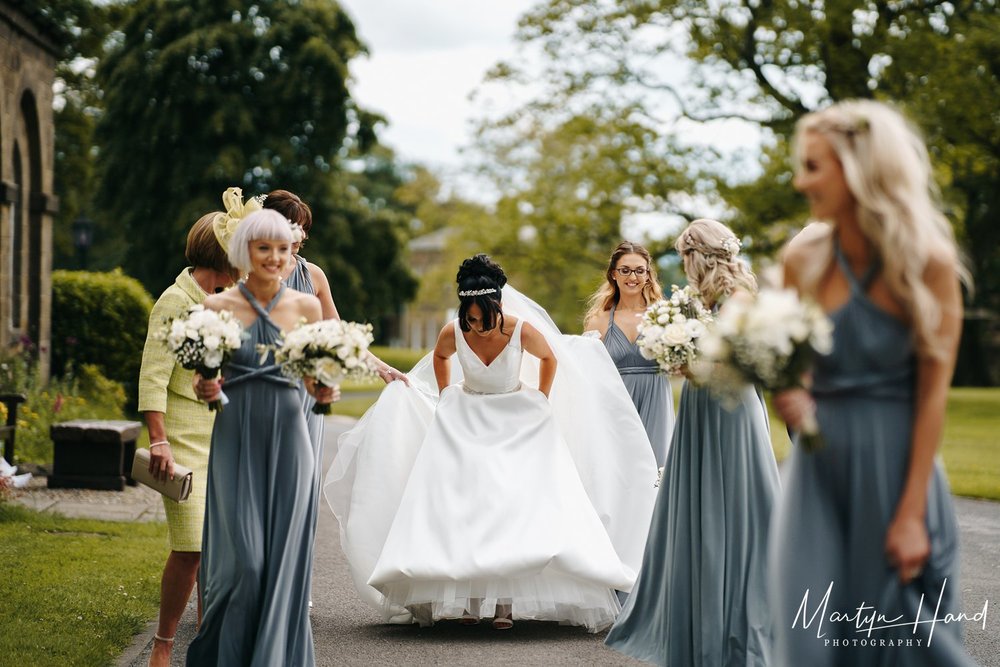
[398,227,456,350]
[0,0,59,376]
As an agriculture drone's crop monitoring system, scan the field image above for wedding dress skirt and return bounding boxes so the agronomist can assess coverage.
[324,287,658,632]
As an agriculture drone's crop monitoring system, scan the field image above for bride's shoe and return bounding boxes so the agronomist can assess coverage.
[460,597,482,625]
[492,602,513,630]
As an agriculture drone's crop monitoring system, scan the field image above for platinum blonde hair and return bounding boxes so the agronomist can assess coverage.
[793,99,970,356]
[675,218,757,304]
[227,209,295,274]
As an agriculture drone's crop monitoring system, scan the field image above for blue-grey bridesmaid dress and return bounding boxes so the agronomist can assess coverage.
[285,255,325,593]
[187,283,316,666]
[605,376,780,665]
[770,244,977,666]
[285,254,324,449]
[603,303,674,467]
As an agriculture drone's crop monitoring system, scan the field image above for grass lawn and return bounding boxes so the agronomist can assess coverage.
[0,503,168,666]
[333,370,999,500]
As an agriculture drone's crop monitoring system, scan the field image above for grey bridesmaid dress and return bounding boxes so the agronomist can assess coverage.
[605,377,780,665]
[603,303,674,467]
[286,254,325,449]
[187,283,316,666]
[770,244,977,666]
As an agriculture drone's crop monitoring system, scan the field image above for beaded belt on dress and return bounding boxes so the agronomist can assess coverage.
[618,366,657,376]
[461,382,522,395]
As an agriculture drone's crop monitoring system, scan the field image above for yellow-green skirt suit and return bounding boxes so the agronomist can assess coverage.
[138,268,215,551]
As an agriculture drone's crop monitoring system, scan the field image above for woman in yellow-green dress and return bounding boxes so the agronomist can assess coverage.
[137,212,239,667]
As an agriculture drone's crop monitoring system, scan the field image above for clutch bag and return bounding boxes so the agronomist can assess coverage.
[131,448,193,502]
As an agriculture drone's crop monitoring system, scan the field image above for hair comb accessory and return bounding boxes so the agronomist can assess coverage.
[289,222,305,243]
[458,287,498,297]
[212,187,265,252]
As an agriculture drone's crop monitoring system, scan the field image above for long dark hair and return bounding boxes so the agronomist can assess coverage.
[456,254,507,334]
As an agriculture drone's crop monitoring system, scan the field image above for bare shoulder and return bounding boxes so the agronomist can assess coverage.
[203,291,238,311]
[783,222,830,262]
[582,310,608,337]
[519,320,546,345]
[782,222,831,287]
[307,261,330,286]
[434,321,458,354]
[922,245,964,303]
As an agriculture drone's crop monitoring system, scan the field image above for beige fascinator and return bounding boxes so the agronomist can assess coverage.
[212,187,266,252]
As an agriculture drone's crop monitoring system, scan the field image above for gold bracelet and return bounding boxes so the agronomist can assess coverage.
[149,441,169,448]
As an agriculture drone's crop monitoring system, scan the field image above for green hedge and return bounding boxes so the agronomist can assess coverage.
[51,270,153,405]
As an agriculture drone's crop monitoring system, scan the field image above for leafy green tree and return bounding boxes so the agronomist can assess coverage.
[25,0,126,269]
[483,0,1000,308]
[93,0,415,331]
[468,107,693,329]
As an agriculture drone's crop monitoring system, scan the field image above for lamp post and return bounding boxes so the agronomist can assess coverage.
[72,214,93,270]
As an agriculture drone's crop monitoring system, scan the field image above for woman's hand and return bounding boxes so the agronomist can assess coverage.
[148,442,175,482]
[773,387,815,431]
[885,513,930,585]
[193,374,223,402]
[304,377,340,405]
[377,366,410,386]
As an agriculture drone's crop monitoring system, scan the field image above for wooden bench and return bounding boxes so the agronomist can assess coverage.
[0,393,27,463]
[48,419,142,491]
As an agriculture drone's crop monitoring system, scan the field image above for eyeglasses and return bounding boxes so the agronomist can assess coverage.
[616,266,648,277]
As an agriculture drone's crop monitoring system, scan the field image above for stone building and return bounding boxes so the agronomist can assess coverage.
[0,1,59,377]
[398,227,457,350]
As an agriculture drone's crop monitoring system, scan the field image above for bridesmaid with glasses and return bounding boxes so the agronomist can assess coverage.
[584,241,674,468]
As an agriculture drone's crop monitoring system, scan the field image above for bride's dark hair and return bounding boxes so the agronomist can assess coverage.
[456,254,507,334]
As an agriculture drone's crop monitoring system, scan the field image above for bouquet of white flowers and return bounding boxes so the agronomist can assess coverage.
[696,288,833,450]
[163,305,244,411]
[274,319,376,414]
[636,285,714,375]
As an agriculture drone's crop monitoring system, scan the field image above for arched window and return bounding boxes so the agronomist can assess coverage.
[10,142,23,330]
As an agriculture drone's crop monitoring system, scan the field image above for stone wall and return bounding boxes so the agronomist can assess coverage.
[0,1,58,377]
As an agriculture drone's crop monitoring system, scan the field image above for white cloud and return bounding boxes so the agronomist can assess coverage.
[340,0,537,173]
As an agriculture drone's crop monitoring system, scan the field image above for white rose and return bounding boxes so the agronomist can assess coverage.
[661,322,691,347]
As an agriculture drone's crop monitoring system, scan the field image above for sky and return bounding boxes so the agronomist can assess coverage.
[337,0,537,183]
[335,0,764,239]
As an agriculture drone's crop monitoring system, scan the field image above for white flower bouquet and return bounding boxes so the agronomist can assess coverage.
[163,305,244,411]
[636,285,714,375]
[696,288,833,450]
[274,319,376,414]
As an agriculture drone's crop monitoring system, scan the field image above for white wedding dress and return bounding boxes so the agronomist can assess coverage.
[324,287,658,632]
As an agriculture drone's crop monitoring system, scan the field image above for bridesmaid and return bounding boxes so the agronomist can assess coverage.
[605,219,780,666]
[584,241,674,467]
[187,209,335,666]
[772,100,977,665]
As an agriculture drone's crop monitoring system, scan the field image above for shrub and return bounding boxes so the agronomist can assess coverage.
[1,345,127,465]
[51,270,153,406]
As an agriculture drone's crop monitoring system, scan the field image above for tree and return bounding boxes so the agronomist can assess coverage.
[26,0,125,269]
[94,0,415,331]
[481,0,1000,307]
[467,106,693,330]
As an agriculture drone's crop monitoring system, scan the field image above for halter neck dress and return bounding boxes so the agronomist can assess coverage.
[606,304,780,666]
[603,303,674,467]
[187,283,317,666]
[366,318,634,631]
[770,243,977,666]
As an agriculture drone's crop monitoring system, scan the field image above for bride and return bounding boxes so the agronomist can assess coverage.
[324,254,658,632]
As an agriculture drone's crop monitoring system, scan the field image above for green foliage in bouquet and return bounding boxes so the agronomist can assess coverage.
[1,346,127,465]
[50,270,153,407]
